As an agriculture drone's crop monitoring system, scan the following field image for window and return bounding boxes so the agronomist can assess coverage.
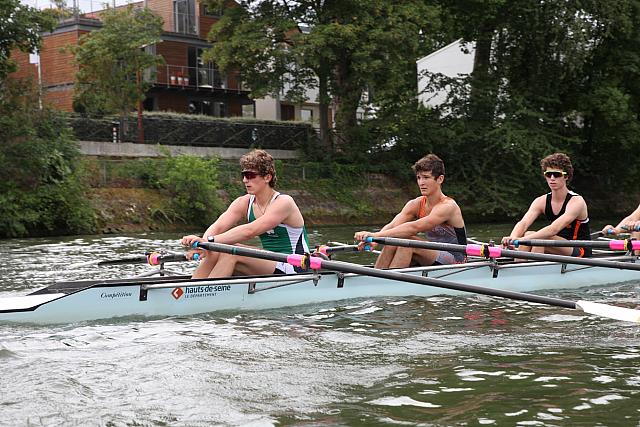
[143,97,155,111]
[242,104,255,118]
[174,0,196,34]
[300,108,313,122]
[189,100,227,117]
[203,6,223,17]
[280,104,295,121]
[188,46,226,88]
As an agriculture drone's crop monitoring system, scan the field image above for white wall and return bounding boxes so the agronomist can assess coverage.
[417,39,475,107]
[254,97,280,121]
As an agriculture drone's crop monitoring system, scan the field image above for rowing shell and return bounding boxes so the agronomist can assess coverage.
[0,257,639,324]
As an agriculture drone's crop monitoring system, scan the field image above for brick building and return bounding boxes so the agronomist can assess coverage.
[11,0,254,117]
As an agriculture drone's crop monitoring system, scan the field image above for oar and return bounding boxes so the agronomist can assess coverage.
[600,225,640,236]
[512,238,640,252]
[68,252,197,269]
[193,242,640,323]
[315,243,378,256]
[363,236,640,272]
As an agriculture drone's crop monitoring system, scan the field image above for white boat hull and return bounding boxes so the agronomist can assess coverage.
[1,259,638,324]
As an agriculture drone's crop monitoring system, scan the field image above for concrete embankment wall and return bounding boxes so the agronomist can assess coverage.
[78,141,299,159]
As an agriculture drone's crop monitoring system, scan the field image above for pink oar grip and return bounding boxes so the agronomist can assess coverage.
[317,245,328,256]
[309,257,322,269]
[609,240,626,250]
[147,253,160,265]
[286,254,303,266]
[466,244,502,258]
[465,245,483,256]
[488,246,502,257]
[609,240,640,250]
[286,254,323,269]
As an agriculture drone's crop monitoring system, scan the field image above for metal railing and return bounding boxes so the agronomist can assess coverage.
[154,65,247,92]
[68,115,316,149]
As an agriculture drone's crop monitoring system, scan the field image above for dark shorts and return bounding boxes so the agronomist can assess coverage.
[571,247,592,258]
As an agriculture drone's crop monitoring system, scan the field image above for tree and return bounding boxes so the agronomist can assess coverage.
[205,0,436,148]
[0,79,95,237]
[72,6,164,136]
[0,0,55,85]
[368,0,640,219]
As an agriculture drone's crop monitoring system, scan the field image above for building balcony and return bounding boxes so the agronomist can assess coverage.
[152,64,249,93]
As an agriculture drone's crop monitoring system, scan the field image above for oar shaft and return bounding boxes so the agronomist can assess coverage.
[97,253,191,266]
[316,244,375,255]
[367,237,640,272]
[513,239,640,251]
[194,242,576,309]
[318,245,360,254]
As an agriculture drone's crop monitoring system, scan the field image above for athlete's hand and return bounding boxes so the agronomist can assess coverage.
[357,241,378,251]
[181,234,205,247]
[185,249,205,261]
[601,224,617,235]
[354,231,375,242]
[501,236,516,248]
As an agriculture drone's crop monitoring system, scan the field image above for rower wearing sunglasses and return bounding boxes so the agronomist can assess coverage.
[501,152,592,257]
[181,149,310,278]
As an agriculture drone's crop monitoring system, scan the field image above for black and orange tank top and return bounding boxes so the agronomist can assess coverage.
[544,192,591,242]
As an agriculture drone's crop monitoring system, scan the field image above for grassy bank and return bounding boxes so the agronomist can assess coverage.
[85,157,413,233]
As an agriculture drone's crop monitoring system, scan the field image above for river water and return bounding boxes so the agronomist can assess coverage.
[1,225,639,426]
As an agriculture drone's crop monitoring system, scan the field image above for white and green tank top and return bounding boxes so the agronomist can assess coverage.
[247,193,310,254]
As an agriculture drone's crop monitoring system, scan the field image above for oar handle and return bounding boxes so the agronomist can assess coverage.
[316,244,372,255]
[603,225,640,235]
[146,252,198,265]
[94,252,195,266]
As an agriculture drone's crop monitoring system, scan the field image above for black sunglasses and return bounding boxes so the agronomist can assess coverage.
[543,170,567,178]
[241,170,260,180]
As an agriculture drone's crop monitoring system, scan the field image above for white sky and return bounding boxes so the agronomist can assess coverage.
[20,0,137,13]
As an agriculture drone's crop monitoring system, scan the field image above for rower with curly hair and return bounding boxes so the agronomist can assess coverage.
[502,152,592,257]
[181,149,310,278]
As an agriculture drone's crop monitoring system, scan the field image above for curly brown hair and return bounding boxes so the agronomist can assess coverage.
[412,154,445,178]
[540,152,573,182]
[240,149,277,187]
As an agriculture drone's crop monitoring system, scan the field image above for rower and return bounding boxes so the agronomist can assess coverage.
[601,204,640,255]
[181,149,310,278]
[601,204,640,236]
[354,154,467,268]
[502,152,592,257]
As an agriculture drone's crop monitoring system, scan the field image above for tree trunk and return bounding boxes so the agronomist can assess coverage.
[332,58,361,149]
[468,26,496,128]
[317,67,332,149]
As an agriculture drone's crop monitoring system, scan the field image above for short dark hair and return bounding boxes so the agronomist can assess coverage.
[412,154,445,178]
[240,149,277,187]
[540,152,573,182]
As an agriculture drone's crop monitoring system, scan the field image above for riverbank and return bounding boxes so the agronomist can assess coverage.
[89,173,412,234]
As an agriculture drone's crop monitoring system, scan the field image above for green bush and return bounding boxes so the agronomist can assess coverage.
[158,155,225,227]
